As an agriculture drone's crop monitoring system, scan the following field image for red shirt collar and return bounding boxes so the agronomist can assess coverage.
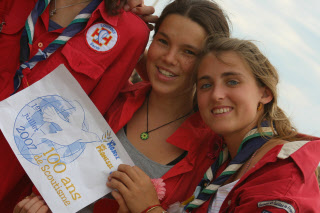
[95,1,120,27]
[39,1,120,33]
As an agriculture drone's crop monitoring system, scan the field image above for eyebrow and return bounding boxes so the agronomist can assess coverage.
[157,32,169,39]
[197,75,210,81]
[197,72,244,81]
[221,71,243,77]
[157,32,202,52]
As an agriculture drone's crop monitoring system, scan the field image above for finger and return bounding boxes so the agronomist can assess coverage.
[20,196,43,213]
[107,175,130,195]
[124,0,144,11]
[117,164,140,183]
[140,15,159,24]
[117,164,134,173]
[28,199,49,213]
[112,191,130,213]
[108,170,136,190]
[131,5,155,17]
[37,204,51,213]
[13,197,32,213]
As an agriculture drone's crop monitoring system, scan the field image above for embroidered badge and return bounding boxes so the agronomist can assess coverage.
[258,200,295,213]
[261,210,272,213]
[86,23,118,52]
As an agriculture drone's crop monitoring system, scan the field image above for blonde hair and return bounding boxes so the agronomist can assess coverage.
[199,37,303,141]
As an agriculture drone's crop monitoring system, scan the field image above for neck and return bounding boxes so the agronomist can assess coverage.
[50,0,93,14]
[147,89,195,119]
[49,0,93,27]
[223,134,245,159]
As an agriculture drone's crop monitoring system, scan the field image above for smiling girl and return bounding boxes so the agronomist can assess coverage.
[102,0,230,212]
[186,37,320,212]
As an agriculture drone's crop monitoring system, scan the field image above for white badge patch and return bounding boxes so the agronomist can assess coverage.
[86,23,118,52]
[258,200,295,213]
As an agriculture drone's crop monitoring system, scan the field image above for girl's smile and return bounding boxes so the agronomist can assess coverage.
[156,66,177,80]
[211,106,233,116]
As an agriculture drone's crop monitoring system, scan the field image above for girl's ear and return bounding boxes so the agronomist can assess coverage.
[260,87,273,104]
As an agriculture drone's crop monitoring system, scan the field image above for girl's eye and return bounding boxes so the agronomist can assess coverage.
[158,38,168,45]
[199,83,212,89]
[184,49,196,56]
[227,80,239,86]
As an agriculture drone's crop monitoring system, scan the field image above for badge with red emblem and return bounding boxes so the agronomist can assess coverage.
[86,23,118,52]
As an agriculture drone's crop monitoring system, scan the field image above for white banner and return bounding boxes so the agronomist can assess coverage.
[0,65,133,213]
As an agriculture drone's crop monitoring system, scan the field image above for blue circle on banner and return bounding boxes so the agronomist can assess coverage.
[13,95,101,165]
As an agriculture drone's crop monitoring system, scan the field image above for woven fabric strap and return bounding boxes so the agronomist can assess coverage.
[13,0,100,94]
[185,122,274,211]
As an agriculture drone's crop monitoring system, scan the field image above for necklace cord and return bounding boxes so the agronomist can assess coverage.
[140,95,193,140]
[51,0,92,16]
[146,95,193,134]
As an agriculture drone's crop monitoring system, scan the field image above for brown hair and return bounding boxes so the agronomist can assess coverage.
[104,0,127,15]
[156,0,230,111]
[199,37,303,141]
[155,0,230,37]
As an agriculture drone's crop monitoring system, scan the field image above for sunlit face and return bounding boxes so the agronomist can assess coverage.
[197,51,272,139]
[147,14,207,97]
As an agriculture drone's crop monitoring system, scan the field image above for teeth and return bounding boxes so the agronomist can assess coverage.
[159,68,175,77]
[213,108,231,114]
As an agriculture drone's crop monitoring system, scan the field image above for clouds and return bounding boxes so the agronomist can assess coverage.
[274,0,320,37]
[279,81,320,136]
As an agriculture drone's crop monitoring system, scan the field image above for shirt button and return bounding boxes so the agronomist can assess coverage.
[228,200,231,205]
[38,42,43,48]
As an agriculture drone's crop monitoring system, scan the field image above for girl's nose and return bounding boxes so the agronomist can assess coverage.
[211,85,226,101]
[162,48,178,66]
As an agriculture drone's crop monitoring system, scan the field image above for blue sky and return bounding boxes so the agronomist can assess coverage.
[147,0,320,137]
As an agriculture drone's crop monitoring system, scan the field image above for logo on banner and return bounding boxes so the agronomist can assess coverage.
[86,23,118,52]
[13,95,102,165]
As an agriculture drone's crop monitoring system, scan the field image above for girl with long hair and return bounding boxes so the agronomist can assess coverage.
[188,37,320,212]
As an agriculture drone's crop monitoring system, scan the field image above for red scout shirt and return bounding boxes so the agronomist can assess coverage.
[195,139,320,213]
[0,1,149,212]
[93,81,222,212]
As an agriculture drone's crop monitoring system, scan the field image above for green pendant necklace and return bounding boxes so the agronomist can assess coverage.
[140,95,193,140]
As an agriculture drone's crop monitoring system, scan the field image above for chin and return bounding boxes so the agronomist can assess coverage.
[154,88,180,98]
[210,128,229,135]
[207,122,233,135]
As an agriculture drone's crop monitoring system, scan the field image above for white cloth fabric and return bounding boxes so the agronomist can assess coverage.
[208,180,239,213]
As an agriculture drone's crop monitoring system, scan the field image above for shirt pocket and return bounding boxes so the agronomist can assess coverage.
[60,21,121,80]
[0,2,34,35]
[60,42,106,80]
